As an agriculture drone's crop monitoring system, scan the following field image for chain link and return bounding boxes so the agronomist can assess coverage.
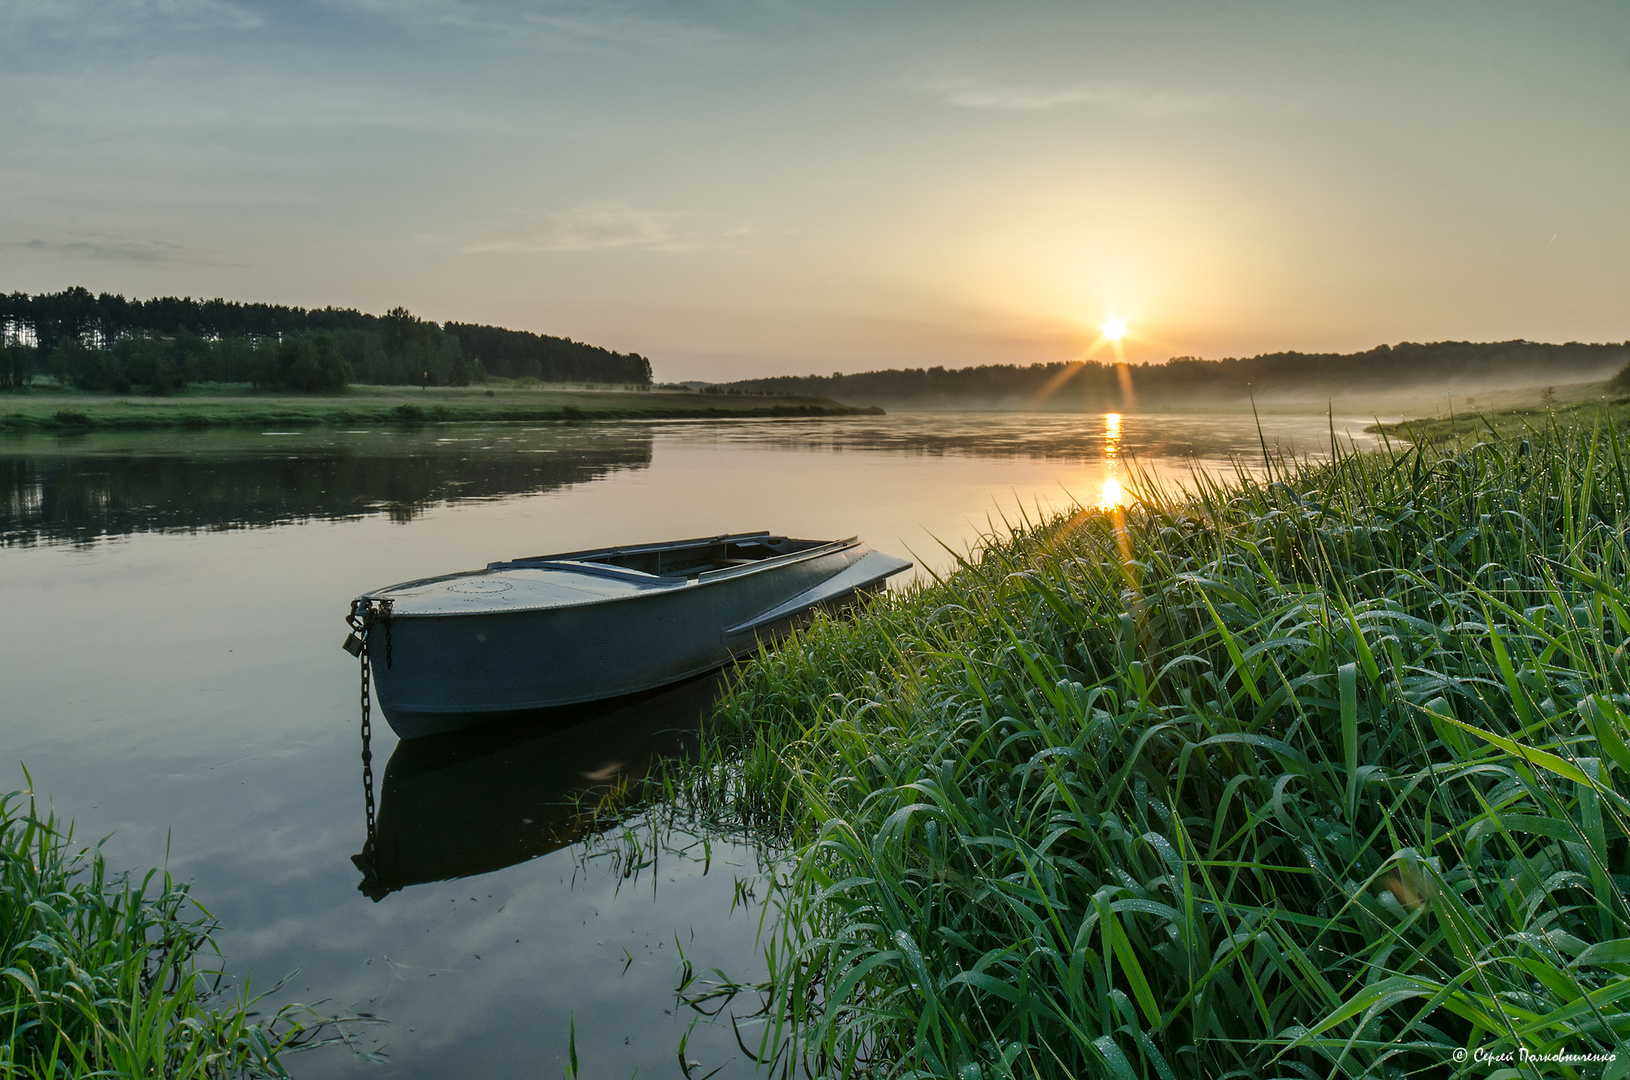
[346,597,390,863]
[359,628,377,848]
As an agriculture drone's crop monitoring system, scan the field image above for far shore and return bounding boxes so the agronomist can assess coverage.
[1362,378,1627,441]
[0,383,882,432]
[3,375,1618,436]
[707,376,1621,421]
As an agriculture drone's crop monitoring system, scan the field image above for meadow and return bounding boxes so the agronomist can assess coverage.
[0,383,876,432]
[681,415,1630,1078]
[1370,392,1630,445]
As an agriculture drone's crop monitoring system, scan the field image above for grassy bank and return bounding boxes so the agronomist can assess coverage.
[0,783,323,1077]
[0,384,880,432]
[1367,380,1626,443]
[695,420,1630,1078]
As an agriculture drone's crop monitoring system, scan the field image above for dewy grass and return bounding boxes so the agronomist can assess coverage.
[695,417,1630,1078]
[0,782,328,1078]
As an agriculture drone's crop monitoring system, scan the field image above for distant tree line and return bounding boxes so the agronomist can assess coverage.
[718,340,1630,408]
[0,287,653,394]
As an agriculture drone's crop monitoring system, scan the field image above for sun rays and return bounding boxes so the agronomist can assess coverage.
[1028,311,1143,408]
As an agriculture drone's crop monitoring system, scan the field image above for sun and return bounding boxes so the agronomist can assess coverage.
[1102,316,1127,342]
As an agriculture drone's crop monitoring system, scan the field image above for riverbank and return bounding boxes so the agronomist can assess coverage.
[1366,378,1624,441]
[677,377,1619,424]
[0,384,880,432]
[0,782,328,1077]
[697,420,1630,1078]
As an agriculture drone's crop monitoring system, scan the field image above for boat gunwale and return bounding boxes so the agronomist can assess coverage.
[355,535,867,618]
[495,529,782,566]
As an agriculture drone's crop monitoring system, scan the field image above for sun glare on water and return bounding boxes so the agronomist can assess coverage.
[1100,412,1124,508]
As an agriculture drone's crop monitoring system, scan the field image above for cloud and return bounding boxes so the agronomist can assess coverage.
[913,73,1221,117]
[462,203,705,254]
[322,0,728,54]
[0,0,261,33]
[1,234,227,264]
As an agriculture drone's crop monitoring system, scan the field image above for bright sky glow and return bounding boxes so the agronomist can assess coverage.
[1103,317,1128,342]
[1,3,1626,380]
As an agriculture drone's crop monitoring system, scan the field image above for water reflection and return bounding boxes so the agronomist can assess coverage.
[0,413,1381,548]
[354,672,727,900]
[0,426,654,546]
[1100,412,1124,508]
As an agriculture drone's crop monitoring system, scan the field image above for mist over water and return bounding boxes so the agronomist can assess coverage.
[0,411,1377,1077]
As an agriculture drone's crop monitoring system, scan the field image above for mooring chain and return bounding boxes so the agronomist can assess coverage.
[344,598,392,853]
[359,633,376,843]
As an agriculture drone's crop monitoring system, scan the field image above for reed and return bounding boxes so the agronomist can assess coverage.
[0,781,326,1078]
[695,416,1630,1078]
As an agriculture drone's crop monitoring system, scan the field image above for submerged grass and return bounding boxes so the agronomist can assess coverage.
[688,416,1630,1078]
[0,781,332,1078]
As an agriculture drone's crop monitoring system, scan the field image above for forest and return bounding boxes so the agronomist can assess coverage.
[0,287,652,393]
[715,339,1630,407]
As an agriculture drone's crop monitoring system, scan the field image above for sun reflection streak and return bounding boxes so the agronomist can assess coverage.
[1100,412,1124,509]
[1088,409,1143,651]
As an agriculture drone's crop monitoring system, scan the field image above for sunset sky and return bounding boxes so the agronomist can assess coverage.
[3,1,1626,380]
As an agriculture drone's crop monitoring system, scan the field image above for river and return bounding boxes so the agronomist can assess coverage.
[0,410,1380,1077]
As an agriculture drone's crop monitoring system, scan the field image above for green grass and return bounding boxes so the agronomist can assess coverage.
[684,415,1630,1078]
[0,384,880,432]
[0,780,330,1078]
[1368,383,1627,444]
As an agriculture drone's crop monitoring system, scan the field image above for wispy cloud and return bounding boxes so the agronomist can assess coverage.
[324,0,728,54]
[1,234,228,264]
[462,203,715,254]
[0,0,261,32]
[913,73,1221,117]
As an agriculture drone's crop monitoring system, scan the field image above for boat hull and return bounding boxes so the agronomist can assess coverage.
[364,540,903,737]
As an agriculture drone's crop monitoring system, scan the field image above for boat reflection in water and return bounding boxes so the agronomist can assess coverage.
[353,670,727,900]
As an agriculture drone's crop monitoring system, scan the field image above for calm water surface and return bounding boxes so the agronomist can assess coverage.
[0,411,1379,1077]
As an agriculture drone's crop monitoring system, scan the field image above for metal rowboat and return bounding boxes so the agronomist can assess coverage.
[345,531,911,738]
